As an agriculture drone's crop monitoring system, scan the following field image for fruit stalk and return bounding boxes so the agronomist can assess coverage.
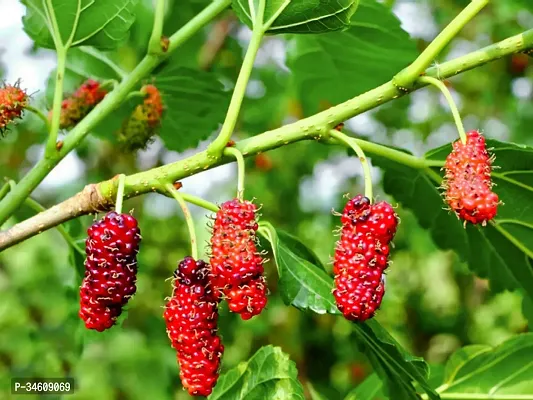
[419,76,466,144]
[166,183,199,260]
[330,130,374,201]
[224,147,246,201]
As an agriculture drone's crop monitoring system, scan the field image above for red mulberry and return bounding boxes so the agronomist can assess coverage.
[443,130,499,225]
[164,257,223,397]
[79,211,141,332]
[209,199,268,320]
[56,79,108,129]
[333,196,399,322]
[117,84,164,151]
[0,82,28,135]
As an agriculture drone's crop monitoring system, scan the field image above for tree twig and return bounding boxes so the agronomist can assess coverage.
[1,29,533,251]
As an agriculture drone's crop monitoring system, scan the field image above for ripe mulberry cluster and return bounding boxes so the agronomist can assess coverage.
[210,199,268,320]
[0,82,28,135]
[57,79,108,129]
[333,195,399,322]
[443,130,499,225]
[118,84,164,151]
[79,212,141,331]
[164,257,223,397]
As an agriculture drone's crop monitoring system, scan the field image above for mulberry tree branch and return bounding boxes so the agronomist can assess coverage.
[0,0,233,226]
[1,29,533,251]
[392,0,489,89]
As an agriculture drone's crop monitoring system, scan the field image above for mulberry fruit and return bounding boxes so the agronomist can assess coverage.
[56,79,108,129]
[333,196,399,322]
[0,81,28,135]
[443,130,499,225]
[79,211,141,331]
[164,257,223,397]
[209,199,268,320]
[117,84,164,151]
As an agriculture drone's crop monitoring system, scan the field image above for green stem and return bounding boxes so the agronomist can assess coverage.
[25,105,50,131]
[180,193,219,213]
[166,183,198,260]
[0,182,10,201]
[3,29,533,248]
[126,91,147,101]
[330,130,374,200]
[0,0,231,226]
[207,0,266,156]
[46,47,67,155]
[223,147,246,201]
[115,174,126,214]
[393,0,489,89]
[419,76,466,143]
[148,0,166,54]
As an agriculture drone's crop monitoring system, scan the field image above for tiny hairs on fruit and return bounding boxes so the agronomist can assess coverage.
[164,257,223,397]
[209,199,268,320]
[443,130,499,225]
[333,195,399,322]
[79,212,141,332]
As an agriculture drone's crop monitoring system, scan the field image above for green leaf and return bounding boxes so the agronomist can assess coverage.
[259,221,436,399]
[22,0,138,50]
[232,0,359,34]
[276,230,327,271]
[208,345,305,400]
[307,383,328,400]
[259,222,339,314]
[437,334,533,398]
[345,374,385,400]
[64,47,125,80]
[68,242,86,280]
[154,65,231,152]
[354,320,439,400]
[286,0,418,115]
[372,139,533,315]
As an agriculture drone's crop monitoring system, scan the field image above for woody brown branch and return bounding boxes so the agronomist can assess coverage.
[0,184,113,249]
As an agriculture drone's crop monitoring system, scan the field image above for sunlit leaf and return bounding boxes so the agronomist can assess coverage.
[370,139,533,316]
[209,345,305,399]
[232,0,358,33]
[22,0,138,50]
[287,0,418,114]
[437,334,533,398]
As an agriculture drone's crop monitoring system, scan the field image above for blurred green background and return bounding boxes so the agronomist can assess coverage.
[0,0,531,398]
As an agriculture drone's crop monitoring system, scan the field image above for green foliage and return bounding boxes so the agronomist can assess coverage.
[46,47,124,104]
[4,0,533,399]
[286,0,419,114]
[437,334,533,397]
[370,140,533,320]
[260,222,338,314]
[261,221,437,399]
[354,321,437,400]
[209,345,305,399]
[232,0,359,34]
[344,374,384,400]
[22,0,139,50]
[154,66,231,152]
